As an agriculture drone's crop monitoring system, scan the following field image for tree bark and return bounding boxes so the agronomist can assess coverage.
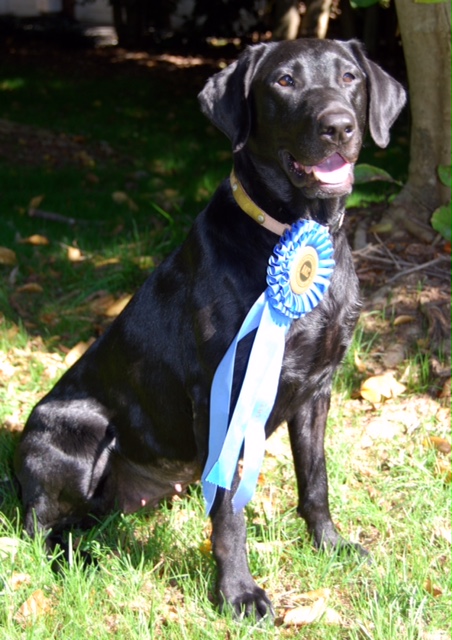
[302,0,333,38]
[273,0,301,40]
[388,0,451,240]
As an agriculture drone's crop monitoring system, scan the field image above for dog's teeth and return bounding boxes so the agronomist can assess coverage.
[292,160,305,174]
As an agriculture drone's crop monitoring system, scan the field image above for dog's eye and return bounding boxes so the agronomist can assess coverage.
[342,72,356,84]
[277,74,295,87]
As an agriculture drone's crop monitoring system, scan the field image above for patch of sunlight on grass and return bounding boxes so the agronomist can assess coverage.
[0,78,26,91]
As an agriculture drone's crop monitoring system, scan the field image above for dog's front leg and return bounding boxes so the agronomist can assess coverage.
[210,478,274,620]
[288,393,365,552]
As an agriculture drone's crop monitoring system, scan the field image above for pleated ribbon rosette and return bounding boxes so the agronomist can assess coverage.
[202,219,335,514]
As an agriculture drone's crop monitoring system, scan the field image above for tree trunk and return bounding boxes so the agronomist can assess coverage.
[389,0,451,240]
[61,0,75,20]
[273,0,301,40]
[111,0,148,48]
[302,0,333,38]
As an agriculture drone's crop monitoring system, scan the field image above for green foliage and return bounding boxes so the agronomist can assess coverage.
[354,163,402,186]
[349,0,380,8]
[430,165,451,241]
[438,164,451,188]
[431,205,451,241]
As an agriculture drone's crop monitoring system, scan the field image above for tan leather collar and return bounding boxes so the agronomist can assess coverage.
[230,170,290,237]
[230,169,345,235]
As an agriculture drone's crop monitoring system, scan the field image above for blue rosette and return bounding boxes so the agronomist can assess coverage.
[202,220,335,514]
[267,219,335,318]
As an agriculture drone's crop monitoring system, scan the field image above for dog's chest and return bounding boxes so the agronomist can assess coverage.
[112,455,201,514]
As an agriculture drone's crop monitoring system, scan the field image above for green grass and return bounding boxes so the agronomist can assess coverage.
[1,402,450,638]
[0,48,450,639]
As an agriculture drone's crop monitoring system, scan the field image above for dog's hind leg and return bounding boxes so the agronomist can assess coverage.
[15,401,116,547]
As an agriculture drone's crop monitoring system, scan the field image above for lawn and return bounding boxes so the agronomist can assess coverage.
[0,40,450,639]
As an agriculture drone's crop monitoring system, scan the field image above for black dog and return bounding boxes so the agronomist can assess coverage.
[15,38,405,619]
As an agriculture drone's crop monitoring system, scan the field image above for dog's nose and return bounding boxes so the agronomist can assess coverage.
[318,111,355,145]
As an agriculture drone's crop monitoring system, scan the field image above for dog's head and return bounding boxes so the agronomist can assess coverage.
[199,39,406,201]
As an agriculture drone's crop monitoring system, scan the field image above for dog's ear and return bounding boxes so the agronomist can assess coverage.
[349,40,406,148]
[198,43,273,153]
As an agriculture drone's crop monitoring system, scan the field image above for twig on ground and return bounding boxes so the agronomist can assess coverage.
[372,233,404,269]
[353,244,414,268]
[29,208,78,226]
[28,208,101,226]
[430,356,452,378]
[385,256,451,284]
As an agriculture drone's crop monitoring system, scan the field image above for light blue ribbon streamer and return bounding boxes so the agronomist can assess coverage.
[202,220,335,514]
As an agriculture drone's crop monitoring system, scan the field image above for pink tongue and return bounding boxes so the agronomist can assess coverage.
[309,153,351,184]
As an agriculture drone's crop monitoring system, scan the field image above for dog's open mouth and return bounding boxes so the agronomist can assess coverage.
[282,151,354,192]
[303,153,353,185]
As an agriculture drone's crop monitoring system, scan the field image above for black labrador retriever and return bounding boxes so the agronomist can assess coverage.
[14,38,405,619]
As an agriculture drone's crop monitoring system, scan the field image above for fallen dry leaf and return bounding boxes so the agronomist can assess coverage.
[88,292,116,314]
[64,339,96,366]
[0,246,17,265]
[421,631,450,640]
[94,257,121,269]
[105,584,119,600]
[354,350,367,374]
[16,282,44,294]
[199,539,212,555]
[127,595,152,614]
[438,378,451,399]
[281,588,333,627]
[323,607,344,625]
[112,191,139,211]
[297,588,332,601]
[111,191,129,205]
[0,537,21,561]
[67,246,84,262]
[0,357,16,379]
[9,572,32,591]
[28,194,45,209]
[75,150,95,168]
[18,234,50,246]
[14,589,53,626]
[423,436,451,454]
[104,295,132,317]
[360,372,406,405]
[434,459,451,483]
[104,614,122,633]
[434,525,451,545]
[393,315,415,326]
[424,579,443,598]
[283,596,329,626]
[132,255,155,270]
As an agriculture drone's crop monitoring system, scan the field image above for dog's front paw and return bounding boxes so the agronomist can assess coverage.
[218,580,274,620]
